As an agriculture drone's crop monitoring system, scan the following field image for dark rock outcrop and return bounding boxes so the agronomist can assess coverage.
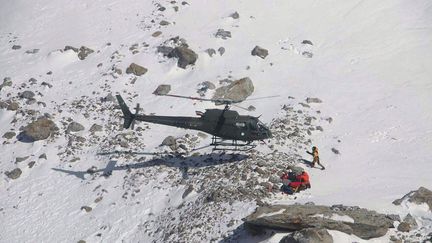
[393,187,432,211]
[153,84,171,95]
[6,168,22,179]
[251,46,269,59]
[18,118,58,142]
[167,46,198,69]
[67,122,85,133]
[215,29,231,39]
[244,204,394,240]
[126,63,148,76]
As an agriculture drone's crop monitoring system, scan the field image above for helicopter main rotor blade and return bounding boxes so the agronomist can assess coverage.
[156,93,242,105]
[242,95,280,101]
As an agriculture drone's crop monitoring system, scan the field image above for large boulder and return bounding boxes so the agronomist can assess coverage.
[153,84,171,95]
[67,122,85,133]
[393,187,432,211]
[212,77,254,102]
[167,46,198,69]
[18,118,58,142]
[126,63,148,76]
[244,204,394,240]
[6,168,22,179]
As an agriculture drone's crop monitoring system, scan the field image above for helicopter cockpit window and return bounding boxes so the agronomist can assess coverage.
[257,121,268,130]
[235,122,246,128]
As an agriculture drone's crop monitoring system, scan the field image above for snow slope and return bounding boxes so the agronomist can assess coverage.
[1,0,431,242]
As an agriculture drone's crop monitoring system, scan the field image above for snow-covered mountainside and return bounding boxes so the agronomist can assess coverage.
[1,0,431,242]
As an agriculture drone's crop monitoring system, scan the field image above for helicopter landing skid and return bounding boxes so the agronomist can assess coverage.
[210,136,256,152]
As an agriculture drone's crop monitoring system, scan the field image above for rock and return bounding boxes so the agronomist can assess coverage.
[126,63,148,76]
[331,148,340,154]
[28,161,36,168]
[67,122,85,133]
[89,124,103,133]
[41,82,53,88]
[152,31,162,37]
[402,214,418,229]
[251,46,269,59]
[39,153,47,160]
[6,168,22,179]
[81,206,92,212]
[167,46,198,69]
[213,77,254,102]
[160,20,171,26]
[25,49,39,54]
[161,136,176,150]
[393,187,432,210]
[0,77,12,90]
[280,228,333,243]
[385,214,401,222]
[301,40,313,45]
[197,81,215,96]
[77,46,94,60]
[18,118,58,142]
[205,48,216,57]
[3,131,16,139]
[12,45,21,50]
[153,84,171,95]
[215,29,231,39]
[218,47,225,56]
[230,11,240,19]
[306,97,322,104]
[7,102,19,111]
[397,222,410,232]
[16,156,29,163]
[157,46,174,56]
[244,204,394,240]
[64,46,79,52]
[182,185,194,199]
[19,90,35,99]
[77,240,86,243]
[302,51,313,58]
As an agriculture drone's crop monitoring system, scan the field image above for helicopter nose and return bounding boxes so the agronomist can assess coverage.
[266,130,272,138]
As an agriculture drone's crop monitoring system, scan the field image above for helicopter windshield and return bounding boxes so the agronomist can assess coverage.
[257,121,268,130]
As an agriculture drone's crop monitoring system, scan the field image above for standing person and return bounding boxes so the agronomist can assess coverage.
[309,146,325,170]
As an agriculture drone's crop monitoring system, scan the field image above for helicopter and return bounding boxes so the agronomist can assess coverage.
[115,93,274,151]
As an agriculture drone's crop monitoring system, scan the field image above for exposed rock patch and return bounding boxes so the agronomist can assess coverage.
[167,46,198,69]
[244,204,394,240]
[215,29,231,39]
[393,187,432,211]
[306,97,322,104]
[126,63,148,76]
[153,84,171,95]
[3,131,16,139]
[6,168,22,179]
[251,46,269,59]
[213,77,254,102]
[18,118,58,142]
[67,122,85,133]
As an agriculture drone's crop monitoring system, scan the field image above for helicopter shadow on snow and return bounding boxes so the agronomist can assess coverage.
[52,152,249,180]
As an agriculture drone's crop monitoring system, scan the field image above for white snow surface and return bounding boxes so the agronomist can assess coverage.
[1,0,432,242]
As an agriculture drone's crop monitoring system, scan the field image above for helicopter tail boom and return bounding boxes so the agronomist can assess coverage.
[116,95,135,129]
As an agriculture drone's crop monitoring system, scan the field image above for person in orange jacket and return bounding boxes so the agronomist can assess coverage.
[308,146,325,170]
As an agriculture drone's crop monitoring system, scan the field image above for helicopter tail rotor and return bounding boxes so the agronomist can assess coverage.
[116,95,136,129]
